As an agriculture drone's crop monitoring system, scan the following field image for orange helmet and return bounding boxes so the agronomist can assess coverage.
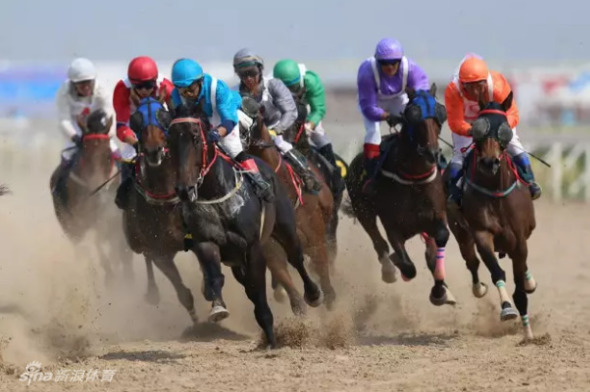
[459,57,489,83]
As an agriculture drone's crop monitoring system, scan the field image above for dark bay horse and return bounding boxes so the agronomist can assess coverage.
[239,97,336,312]
[123,96,229,325]
[343,85,456,306]
[444,96,537,341]
[49,109,132,285]
[168,103,322,348]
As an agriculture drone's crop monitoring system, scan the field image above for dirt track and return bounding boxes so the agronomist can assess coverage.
[1,170,590,391]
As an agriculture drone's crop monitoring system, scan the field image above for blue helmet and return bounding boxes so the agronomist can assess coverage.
[171,58,204,88]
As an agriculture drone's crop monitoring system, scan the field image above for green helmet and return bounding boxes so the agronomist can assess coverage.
[273,59,301,87]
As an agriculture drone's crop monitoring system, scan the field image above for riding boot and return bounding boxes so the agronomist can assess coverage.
[513,153,542,200]
[115,161,135,210]
[446,162,464,207]
[317,143,345,194]
[284,148,323,194]
[362,143,380,195]
[238,157,274,202]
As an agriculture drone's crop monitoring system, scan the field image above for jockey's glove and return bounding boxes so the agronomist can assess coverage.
[71,134,82,146]
[386,113,402,127]
[207,128,221,143]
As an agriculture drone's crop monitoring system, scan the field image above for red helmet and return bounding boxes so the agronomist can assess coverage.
[127,56,158,83]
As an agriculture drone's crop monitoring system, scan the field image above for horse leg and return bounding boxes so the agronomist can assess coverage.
[272,206,323,308]
[244,242,277,348]
[150,253,198,326]
[300,211,336,309]
[263,241,306,316]
[450,222,488,298]
[355,208,396,283]
[144,256,160,305]
[510,244,534,341]
[382,225,416,281]
[424,238,456,307]
[473,231,518,321]
[193,242,229,323]
[95,238,114,289]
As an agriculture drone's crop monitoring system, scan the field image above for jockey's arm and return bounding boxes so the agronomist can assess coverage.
[303,71,326,129]
[444,83,472,136]
[160,79,174,104]
[214,80,239,136]
[55,82,77,140]
[406,59,430,91]
[357,61,386,122]
[268,78,297,133]
[112,81,136,144]
[493,72,519,129]
[94,83,117,138]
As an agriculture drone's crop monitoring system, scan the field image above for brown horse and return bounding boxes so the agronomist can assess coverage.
[444,96,537,341]
[239,97,336,312]
[122,96,229,325]
[50,109,132,285]
[342,85,456,306]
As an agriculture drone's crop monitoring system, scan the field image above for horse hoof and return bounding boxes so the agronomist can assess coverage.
[429,286,455,306]
[401,274,412,282]
[472,282,488,298]
[381,266,397,283]
[291,300,307,316]
[144,290,160,306]
[524,274,537,294]
[273,286,288,303]
[208,305,230,323]
[304,289,324,308]
[500,307,519,321]
[444,287,457,305]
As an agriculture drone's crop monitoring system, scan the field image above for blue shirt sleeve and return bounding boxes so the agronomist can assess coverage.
[215,80,240,131]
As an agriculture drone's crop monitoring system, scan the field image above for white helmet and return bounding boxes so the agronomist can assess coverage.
[67,58,96,83]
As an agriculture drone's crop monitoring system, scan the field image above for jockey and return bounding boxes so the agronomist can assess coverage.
[444,54,542,206]
[272,58,345,193]
[54,57,119,192]
[170,57,274,202]
[112,56,174,209]
[233,48,322,194]
[356,38,430,193]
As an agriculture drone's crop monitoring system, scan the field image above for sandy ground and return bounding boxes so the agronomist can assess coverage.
[1,158,590,392]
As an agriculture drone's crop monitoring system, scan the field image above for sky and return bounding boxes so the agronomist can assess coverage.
[1,0,588,66]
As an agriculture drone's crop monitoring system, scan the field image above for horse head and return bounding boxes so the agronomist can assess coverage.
[239,96,275,151]
[76,109,114,184]
[130,96,172,167]
[393,83,446,165]
[168,102,213,202]
[470,93,514,175]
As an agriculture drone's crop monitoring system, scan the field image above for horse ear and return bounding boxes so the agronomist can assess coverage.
[106,115,113,133]
[405,86,416,100]
[501,91,514,113]
[158,85,167,104]
[429,83,437,97]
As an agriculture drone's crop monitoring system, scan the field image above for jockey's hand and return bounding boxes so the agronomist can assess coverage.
[466,127,473,137]
[71,134,82,146]
[386,113,401,127]
[124,135,138,146]
[207,128,221,143]
[306,121,316,131]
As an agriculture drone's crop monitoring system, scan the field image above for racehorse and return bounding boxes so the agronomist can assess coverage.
[239,96,336,312]
[342,85,456,306]
[49,109,132,285]
[285,103,348,266]
[168,102,322,348]
[443,96,537,341]
[123,96,229,324]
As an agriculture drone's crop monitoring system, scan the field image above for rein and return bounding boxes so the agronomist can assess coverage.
[464,149,524,198]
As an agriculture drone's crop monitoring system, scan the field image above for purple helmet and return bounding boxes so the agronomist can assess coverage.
[374,38,404,61]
